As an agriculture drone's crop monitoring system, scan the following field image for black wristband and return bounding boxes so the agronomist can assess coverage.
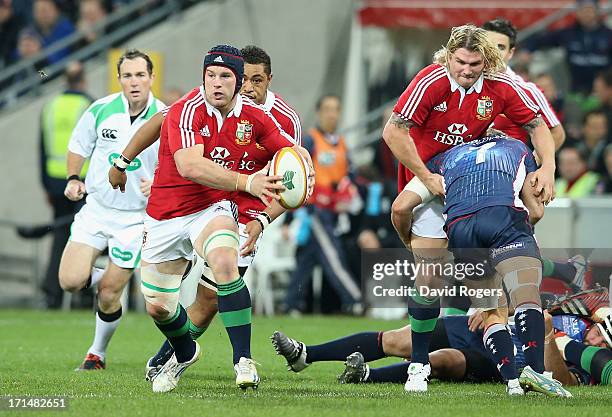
[67,174,81,182]
[260,212,272,224]
[112,162,127,172]
[255,217,265,232]
[119,154,132,164]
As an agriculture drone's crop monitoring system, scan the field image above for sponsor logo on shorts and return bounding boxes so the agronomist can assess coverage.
[111,247,133,261]
[108,153,142,171]
[491,241,524,259]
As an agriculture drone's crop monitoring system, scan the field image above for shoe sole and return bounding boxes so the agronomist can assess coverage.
[519,377,568,397]
[237,380,260,390]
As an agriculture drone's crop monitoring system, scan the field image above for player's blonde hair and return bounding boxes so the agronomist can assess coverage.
[433,24,505,75]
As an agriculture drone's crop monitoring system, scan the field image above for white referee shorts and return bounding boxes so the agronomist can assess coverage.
[70,198,145,269]
[196,222,263,291]
[142,200,237,264]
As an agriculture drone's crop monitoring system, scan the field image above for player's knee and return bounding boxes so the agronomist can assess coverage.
[391,195,413,222]
[140,265,182,320]
[145,302,172,321]
[382,328,411,358]
[58,269,87,292]
[201,229,239,280]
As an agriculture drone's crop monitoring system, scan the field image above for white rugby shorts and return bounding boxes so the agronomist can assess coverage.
[70,197,145,268]
[142,200,238,264]
[411,199,447,239]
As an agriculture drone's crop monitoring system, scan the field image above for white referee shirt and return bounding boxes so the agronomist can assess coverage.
[68,92,165,211]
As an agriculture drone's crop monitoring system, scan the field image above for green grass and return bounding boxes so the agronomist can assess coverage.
[0,310,610,417]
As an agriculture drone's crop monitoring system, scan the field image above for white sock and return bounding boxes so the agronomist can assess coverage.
[89,267,104,288]
[88,309,122,360]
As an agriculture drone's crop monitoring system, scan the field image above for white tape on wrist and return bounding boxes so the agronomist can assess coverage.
[114,157,129,170]
[245,173,255,194]
[403,176,434,204]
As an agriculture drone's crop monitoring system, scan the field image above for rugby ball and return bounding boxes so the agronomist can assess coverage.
[270,147,310,209]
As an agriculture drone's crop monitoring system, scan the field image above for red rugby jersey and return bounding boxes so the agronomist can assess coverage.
[492,67,561,144]
[234,90,301,224]
[147,86,294,220]
[392,64,539,192]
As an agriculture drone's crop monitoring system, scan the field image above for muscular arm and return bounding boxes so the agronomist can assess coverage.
[122,111,163,160]
[383,114,430,180]
[523,116,556,203]
[174,144,245,191]
[550,125,566,151]
[523,117,555,169]
[383,113,444,196]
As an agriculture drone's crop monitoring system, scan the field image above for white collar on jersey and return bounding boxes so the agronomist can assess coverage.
[120,91,155,118]
[505,65,517,78]
[199,85,244,119]
[447,72,484,95]
[262,89,276,112]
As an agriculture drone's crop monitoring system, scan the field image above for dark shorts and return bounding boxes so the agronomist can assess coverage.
[446,206,540,270]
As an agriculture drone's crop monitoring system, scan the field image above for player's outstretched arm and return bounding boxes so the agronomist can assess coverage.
[524,116,556,204]
[109,111,164,192]
[383,113,444,196]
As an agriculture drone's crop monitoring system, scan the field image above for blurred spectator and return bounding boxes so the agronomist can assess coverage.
[0,0,25,69]
[77,0,107,45]
[521,0,612,96]
[163,86,184,106]
[12,27,48,93]
[283,95,362,315]
[11,0,33,24]
[534,72,565,123]
[39,61,93,309]
[596,144,612,193]
[32,0,75,65]
[593,68,612,131]
[575,109,610,174]
[556,146,600,197]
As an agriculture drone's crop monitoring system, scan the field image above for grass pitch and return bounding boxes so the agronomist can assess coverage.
[1,310,611,417]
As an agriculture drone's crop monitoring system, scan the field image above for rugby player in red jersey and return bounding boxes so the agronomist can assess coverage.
[382,25,557,392]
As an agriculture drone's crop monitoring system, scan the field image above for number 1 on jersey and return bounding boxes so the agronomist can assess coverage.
[475,141,496,164]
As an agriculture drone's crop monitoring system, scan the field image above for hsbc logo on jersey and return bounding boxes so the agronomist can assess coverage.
[447,123,467,135]
[238,151,256,171]
[210,146,234,169]
[210,147,230,159]
[433,123,471,146]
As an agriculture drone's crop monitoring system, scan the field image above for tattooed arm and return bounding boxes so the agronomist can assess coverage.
[382,112,444,196]
[523,116,556,204]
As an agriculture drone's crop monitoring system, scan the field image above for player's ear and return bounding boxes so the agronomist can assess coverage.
[508,47,515,61]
